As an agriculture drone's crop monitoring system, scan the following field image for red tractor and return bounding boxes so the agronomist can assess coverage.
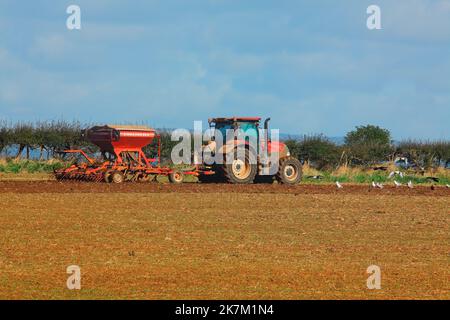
[197,117,302,184]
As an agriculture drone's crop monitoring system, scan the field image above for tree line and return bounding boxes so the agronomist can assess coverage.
[0,120,88,160]
[285,125,450,170]
[0,121,449,169]
[0,120,179,162]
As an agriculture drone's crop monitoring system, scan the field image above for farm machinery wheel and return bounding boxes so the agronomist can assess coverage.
[110,171,125,184]
[276,156,302,185]
[223,149,257,184]
[169,171,184,184]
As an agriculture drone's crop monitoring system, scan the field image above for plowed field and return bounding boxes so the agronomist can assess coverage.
[0,181,448,299]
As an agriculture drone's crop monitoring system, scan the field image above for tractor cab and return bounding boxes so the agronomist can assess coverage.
[208,117,261,144]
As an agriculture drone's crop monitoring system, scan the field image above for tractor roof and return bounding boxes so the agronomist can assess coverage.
[209,117,261,123]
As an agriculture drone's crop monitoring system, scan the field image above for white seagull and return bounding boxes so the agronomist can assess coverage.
[394,180,402,187]
[407,181,414,189]
[389,171,404,179]
[446,184,450,188]
[336,181,343,189]
[372,181,383,189]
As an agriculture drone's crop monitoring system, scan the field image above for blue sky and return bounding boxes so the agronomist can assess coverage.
[0,0,449,139]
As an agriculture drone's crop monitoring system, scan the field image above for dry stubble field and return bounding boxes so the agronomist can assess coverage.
[0,181,448,299]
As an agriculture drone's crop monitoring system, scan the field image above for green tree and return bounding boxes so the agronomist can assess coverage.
[344,125,393,165]
[396,140,450,169]
[293,135,341,169]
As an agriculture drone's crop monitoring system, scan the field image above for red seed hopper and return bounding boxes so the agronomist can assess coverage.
[86,125,158,166]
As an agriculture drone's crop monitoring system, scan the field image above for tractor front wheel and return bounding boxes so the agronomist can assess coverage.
[276,157,302,185]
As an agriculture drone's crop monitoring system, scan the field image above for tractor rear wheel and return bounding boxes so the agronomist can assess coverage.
[223,150,257,184]
[276,157,302,185]
[169,171,184,184]
[110,171,125,184]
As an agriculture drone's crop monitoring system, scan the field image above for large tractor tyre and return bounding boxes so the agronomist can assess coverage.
[223,150,257,184]
[169,171,184,184]
[110,171,125,184]
[276,157,303,185]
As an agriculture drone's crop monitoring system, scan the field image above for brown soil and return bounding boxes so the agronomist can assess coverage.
[0,180,448,196]
[0,181,448,299]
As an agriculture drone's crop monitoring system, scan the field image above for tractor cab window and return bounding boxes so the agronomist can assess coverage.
[213,121,259,143]
[237,122,258,139]
[214,122,234,141]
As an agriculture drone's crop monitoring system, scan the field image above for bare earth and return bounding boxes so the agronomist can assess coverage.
[0,181,448,299]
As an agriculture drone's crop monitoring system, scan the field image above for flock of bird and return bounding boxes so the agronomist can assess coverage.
[335,171,450,190]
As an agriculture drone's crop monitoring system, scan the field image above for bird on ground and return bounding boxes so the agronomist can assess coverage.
[407,181,414,189]
[394,180,402,187]
[372,181,384,189]
[307,175,324,180]
[388,171,404,179]
[446,184,450,188]
[336,181,343,189]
